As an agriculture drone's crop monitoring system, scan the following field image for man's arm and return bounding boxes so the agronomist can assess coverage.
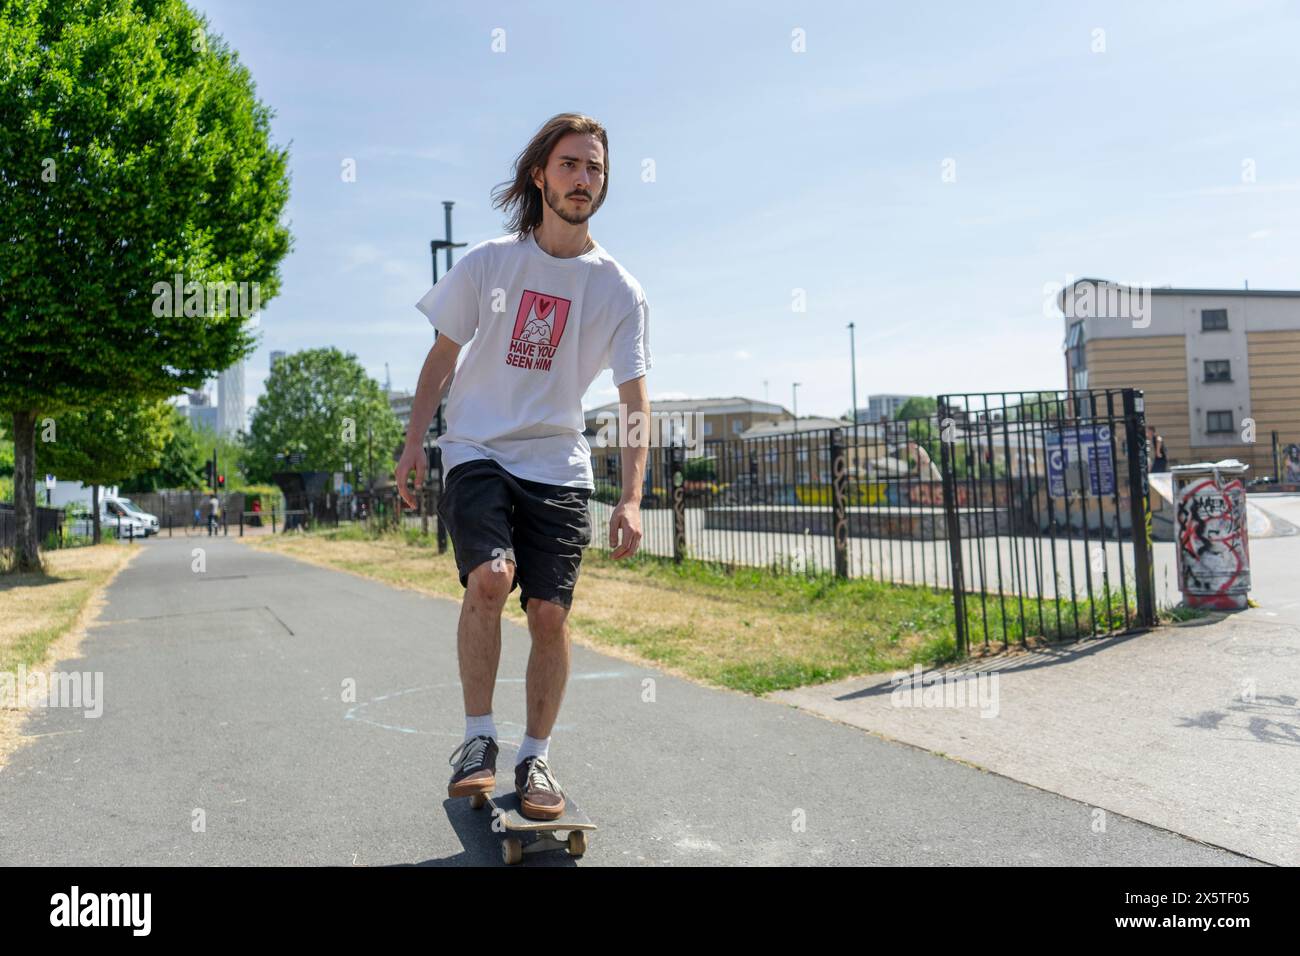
[395,335,462,509]
[609,374,648,558]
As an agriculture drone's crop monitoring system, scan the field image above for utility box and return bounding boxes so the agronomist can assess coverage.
[1171,459,1251,610]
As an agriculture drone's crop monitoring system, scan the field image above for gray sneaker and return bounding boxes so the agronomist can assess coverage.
[447,735,498,798]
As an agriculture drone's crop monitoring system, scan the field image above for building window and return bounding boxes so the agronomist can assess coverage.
[1204,360,1232,383]
[1064,321,1086,369]
[732,419,744,433]
[1206,410,1234,433]
[1065,321,1087,392]
[1202,309,1229,331]
[703,421,713,436]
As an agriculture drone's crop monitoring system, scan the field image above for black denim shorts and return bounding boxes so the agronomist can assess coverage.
[436,458,593,611]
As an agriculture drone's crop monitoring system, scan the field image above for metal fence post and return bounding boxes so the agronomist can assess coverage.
[830,428,848,579]
[272,507,277,534]
[672,445,686,564]
[1122,388,1156,626]
[937,398,969,656]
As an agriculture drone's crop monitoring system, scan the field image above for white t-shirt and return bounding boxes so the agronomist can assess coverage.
[414,230,651,488]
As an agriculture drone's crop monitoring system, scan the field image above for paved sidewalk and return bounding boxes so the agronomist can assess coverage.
[0,536,1262,866]
[771,497,1300,866]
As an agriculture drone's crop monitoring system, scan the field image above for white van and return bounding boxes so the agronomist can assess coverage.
[68,506,150,539]
[106,496,160,535]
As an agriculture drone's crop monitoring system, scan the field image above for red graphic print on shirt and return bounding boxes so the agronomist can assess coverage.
[506,290,571,373]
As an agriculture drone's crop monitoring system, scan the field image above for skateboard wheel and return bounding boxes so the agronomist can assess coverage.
[566,831,587,856]
[502,837,523,865]
[468,793,486,810]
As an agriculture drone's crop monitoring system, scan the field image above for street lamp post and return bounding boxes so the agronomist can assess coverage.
[847,321,858,428]
[428,201,467,555]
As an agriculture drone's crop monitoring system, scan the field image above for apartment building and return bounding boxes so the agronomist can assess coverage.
[1060,278,1300,474]
[583,396,791,487]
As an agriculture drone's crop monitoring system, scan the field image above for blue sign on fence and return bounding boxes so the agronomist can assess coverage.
[1045,424,1116,498]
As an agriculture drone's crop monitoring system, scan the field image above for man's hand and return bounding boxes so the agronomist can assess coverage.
[394,443,426,511]
[608,498,642,559]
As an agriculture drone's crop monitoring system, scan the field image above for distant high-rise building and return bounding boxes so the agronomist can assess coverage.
[218,361,245,438]
[181,389,218,433]
[864,394,923,423]
[270,350,286,371]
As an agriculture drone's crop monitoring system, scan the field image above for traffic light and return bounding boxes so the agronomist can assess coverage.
[217,474,225,488]
[206,460,215,488]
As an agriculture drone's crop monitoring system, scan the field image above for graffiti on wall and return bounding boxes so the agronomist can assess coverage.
[1285,444,1300,484]
[1176,475,1250,609]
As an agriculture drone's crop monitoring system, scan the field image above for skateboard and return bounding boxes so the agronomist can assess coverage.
[468,791,596,865]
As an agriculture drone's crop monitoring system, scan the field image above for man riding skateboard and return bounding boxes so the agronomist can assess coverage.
[396,113,651,821]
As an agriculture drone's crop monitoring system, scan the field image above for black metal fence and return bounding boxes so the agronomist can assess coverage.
[581,388,1156,656]
[0,503,67,553]
[935,389,1155,656]
[587,422,959,583]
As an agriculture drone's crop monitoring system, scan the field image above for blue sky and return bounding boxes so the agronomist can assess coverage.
[194,0,1300,422]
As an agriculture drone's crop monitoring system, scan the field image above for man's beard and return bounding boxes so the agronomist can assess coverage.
[542,175,598,225]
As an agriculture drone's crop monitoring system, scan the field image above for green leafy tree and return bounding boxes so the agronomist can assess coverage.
[0,427,13,479]
[894,397,938,421]
[191,422,251,490]
[1005,392,1069,422]
[0,0,292,570]
[245,349,403,487]
[41,399,172,542]
[119,404,206,492]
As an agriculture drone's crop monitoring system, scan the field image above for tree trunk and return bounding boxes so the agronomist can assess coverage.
[92,484,102,545]
[11,409,43,573]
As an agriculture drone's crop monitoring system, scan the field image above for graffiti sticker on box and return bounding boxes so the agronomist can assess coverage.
[1045,424,1116,498]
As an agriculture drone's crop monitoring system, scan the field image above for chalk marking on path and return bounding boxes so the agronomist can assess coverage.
[343,671,627,737]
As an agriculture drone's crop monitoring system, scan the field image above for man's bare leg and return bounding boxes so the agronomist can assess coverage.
[459,560,516,716]
[522,598,571,739]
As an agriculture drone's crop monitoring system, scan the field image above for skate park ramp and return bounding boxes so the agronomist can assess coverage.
[1148,472,1299,540]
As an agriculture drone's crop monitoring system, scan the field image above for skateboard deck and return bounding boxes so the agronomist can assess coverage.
[468,791,595,864]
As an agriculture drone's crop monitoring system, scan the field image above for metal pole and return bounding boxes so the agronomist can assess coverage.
[847,322,858,427]
[831,428,848,579]
[1122,388,1155,627]
[938,395,968,656]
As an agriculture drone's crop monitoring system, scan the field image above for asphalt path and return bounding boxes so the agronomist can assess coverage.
[0,536,1260,866]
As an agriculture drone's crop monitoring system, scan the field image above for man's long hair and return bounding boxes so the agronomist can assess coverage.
[491,113,609,238]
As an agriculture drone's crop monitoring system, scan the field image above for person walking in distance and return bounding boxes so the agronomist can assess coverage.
[1147,425,1168,473]
[395,114,652,821]
[207,492,221,536]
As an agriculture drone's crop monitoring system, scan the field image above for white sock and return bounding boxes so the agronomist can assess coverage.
[465,712,497,742]
[515,734,550,766]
